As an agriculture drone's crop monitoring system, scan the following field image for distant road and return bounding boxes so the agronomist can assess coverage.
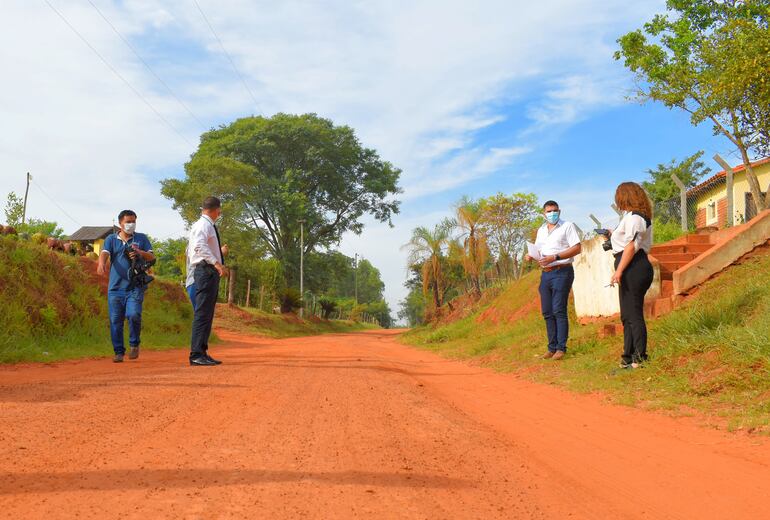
[1,329,769,519]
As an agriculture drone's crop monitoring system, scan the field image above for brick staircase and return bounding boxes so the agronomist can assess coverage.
[645,234,715,317]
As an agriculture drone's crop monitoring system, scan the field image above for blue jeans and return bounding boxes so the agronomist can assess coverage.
[186,284,197,311]
[108,288,145,355]
[539,266,574,352]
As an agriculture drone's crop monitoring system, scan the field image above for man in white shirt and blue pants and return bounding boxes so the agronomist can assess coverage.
[187,196,229,366]
[528,200,582,360]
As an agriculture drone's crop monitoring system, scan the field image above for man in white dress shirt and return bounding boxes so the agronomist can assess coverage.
[187,196,229,366]
[527,200,582,360]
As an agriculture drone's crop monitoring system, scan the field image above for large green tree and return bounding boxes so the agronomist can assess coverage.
[615,0,770,211]
[643,151,712,204]
[161,113,401,286]
[479,192,540,279]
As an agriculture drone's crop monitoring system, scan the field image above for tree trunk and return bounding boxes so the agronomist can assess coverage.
[227,267,236,305]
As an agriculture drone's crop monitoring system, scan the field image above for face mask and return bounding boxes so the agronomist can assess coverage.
[545,211,560,225]
[123,222,136,234]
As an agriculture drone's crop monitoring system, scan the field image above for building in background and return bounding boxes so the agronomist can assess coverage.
[689,158,770,229]
[67,226,115,255]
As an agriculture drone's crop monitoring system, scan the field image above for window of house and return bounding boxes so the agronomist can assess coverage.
[706,201,717,224]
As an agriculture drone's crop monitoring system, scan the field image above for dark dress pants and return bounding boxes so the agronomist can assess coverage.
[615,250,654,364]
[539,265,575,352]
[190,263,220,358]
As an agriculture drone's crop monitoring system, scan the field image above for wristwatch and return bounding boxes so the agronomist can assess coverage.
[555,253,561,261]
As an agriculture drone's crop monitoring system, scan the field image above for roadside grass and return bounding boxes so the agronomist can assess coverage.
[0,236,192,363]
[401,250,770,434]
[214,304,379,338]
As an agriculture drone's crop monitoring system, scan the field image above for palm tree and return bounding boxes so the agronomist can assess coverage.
[455,196,489,297]
[401,221,452,311]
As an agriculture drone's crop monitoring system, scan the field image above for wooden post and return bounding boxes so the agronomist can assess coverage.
[227,266,236,305]
[713,154,734,227]
[259,285,265,311]
[671,173,687,232]
[245,279,251,307]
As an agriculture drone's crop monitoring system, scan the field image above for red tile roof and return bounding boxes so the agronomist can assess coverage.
[687,157,770,199]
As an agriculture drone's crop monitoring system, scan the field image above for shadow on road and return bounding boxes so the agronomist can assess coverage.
[0,468,473,494]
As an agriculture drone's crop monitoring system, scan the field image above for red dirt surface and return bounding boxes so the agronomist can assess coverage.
[1,329,770,519]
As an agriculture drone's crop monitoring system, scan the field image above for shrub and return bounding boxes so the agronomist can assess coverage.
[279,288,302,313]
[318,298,338,319]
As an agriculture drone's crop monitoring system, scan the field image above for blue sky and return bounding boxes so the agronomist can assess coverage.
[0,0,737,312]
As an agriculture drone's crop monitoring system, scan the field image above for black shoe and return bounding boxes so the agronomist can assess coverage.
[190,355,217,366]
[113,354,124,363]
[205,354,222,365]
[128,346,139,360]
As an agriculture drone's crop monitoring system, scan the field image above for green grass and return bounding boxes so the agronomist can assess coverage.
[401,251,770,434]
[214,304,380,338]
[0,236,193,363]
[0,237,380,363]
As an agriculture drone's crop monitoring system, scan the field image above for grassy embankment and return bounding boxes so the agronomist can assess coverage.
[401,247,770,433]
[214,304,379,338]
[0,235,192,363]
[0,236,377,363]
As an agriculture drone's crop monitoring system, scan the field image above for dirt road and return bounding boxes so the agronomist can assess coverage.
[1,329,769,519]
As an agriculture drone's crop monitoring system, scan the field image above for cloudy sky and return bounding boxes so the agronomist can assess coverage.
[1,0,733,313]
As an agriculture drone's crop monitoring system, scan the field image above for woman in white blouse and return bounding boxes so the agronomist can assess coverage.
[608,182,654,369]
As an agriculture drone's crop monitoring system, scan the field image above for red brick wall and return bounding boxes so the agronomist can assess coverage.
[695,208,706,229]
[717,197,728,228]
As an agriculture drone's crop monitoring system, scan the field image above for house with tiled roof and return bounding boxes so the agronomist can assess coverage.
[67,226,116,255]
[688,157,770,229]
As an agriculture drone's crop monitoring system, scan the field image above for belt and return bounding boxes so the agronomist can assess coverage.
[542,264,572,273]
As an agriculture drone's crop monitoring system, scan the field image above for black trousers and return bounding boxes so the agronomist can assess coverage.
[615,250,653,364]
[190,263,220,358]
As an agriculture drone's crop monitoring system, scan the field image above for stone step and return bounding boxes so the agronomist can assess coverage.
[651,243,713,255]
[661,280,673,297]
[653,252,699,264]
[686,234,712,244]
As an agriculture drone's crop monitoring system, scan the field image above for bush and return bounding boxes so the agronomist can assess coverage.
[653,217,685,244]
[279,288,302,313]
[318,298,338,319]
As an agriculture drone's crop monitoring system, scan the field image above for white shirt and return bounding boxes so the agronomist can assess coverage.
[185,215,223,287]
[534,219,581,267]
[611,213,653,254]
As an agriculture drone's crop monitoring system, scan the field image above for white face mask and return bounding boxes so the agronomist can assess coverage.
[123,222,136,234]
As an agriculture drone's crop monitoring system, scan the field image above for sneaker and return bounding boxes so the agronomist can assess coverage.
[552,350,565,361]
[619,361,638,369]
[542,351,555,359]
[113,354,124,363]
[128,346,140,360]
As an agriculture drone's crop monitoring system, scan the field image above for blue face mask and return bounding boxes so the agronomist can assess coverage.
[545,211,560,224]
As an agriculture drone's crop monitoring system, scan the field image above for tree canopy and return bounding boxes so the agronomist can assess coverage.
[615,0,770,210]
[161,113,402,285]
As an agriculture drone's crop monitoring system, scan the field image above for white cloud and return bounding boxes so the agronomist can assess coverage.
[0,0,664,314]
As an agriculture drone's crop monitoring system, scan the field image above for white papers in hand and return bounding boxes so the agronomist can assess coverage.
[527,242,542,261]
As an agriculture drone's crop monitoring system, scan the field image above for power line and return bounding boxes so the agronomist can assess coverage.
[43,0,194,147]
[29,177,82,227]
[86,0,207,131]
[192,0,262,114]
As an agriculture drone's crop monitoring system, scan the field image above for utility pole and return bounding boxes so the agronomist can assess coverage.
[22,172,31,225]
[298,219,305,318]
[354,253,358,305]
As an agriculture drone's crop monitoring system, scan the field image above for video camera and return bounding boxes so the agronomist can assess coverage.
[594,228,613,252]
[125,244,156,290]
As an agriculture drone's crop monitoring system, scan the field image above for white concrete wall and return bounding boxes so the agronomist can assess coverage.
[573,237,619,317]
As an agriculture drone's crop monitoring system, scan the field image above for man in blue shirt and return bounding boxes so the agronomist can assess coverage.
[97,210,154,363]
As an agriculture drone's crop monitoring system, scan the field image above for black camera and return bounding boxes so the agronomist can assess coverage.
[125,245,156,290]
[594,228,613,252]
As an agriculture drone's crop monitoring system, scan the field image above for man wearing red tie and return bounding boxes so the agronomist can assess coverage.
[187,196,229,366]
